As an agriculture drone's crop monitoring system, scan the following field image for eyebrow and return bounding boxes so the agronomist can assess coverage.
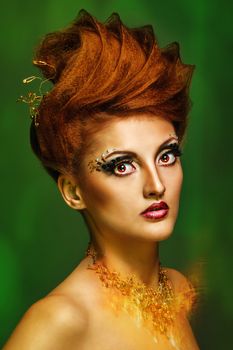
[104,136,179,161]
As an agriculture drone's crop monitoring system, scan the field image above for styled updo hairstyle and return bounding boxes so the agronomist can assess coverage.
[30,9,195,183]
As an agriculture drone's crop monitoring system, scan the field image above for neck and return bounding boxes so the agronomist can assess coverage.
[85,234,176,343]
[86,235,160,288]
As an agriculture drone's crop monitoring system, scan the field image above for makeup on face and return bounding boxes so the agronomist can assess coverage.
[87,148,118,172]
[140,201,169,220]
[81,119,184,245]
[87,134,182,176]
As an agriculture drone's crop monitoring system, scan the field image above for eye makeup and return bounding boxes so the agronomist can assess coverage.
[87,136,182,174]
[160,142,182,156]
[99,142,182,175]
[87,148,118,173]
[158,142,183,166]
[101,155,135,175]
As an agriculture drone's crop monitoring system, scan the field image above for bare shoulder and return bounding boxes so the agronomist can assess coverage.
[164,268,200,349]
[165,267,191,292]
[165,267,197,314]
[3,294,88,350]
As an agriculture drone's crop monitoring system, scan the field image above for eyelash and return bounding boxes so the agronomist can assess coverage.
[159,144,182,167]
[101,156,134,175]
[102,143,183,176]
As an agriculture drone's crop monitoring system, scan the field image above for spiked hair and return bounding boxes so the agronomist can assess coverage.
[30,9,195,182]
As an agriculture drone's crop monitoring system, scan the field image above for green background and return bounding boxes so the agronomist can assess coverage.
[1,0,232,348]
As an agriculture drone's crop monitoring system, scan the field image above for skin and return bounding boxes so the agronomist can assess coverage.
[73,116,183,286]
[3,114,199,350]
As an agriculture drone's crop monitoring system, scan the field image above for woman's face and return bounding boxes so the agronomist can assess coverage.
[77,114,183,243]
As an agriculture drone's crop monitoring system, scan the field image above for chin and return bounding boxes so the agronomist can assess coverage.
[143,219,175,242]
[154,229,173,242]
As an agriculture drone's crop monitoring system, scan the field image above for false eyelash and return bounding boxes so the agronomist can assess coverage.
[165,143,183,157]
[101,143,183,174]
[101,156,134,173]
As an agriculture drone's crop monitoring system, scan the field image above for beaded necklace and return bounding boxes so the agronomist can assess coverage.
[85,242,178,342]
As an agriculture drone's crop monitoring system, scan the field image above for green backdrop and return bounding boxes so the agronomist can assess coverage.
[1,0,232,348]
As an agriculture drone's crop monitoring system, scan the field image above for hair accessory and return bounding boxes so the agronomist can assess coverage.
[88,148,118,172]
[18,76,43,127]
[17,60,55,127]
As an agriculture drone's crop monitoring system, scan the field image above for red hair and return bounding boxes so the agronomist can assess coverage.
[30,9,195,182]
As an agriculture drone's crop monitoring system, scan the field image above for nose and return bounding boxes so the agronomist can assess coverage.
[142,165,165,198]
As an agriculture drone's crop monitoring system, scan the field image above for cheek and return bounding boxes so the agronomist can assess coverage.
[175,166,183,189]
[81,176,136,224]
[84,184,108,209]
[81,176,122,211]
[171,167,183,200]
[163,165,183,198]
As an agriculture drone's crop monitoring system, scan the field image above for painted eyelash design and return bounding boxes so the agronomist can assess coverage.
[101,143,183,174]
[88,142,182,174]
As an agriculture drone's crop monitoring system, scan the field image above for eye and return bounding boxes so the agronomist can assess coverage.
[113,161,136,176]
[158,145,182,166]
[159,151,176,165]
[101,156,136,176]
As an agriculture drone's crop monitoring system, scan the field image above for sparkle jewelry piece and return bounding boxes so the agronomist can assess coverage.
[17,76,43,127]
[85,242,177,341]
[87,148,118,172]
[17,60,55,127]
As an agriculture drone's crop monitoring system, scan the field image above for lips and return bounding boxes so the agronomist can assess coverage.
[140,201,169,220]
[141,201,169,214]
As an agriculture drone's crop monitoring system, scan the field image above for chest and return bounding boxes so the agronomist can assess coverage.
[79,304,198,350]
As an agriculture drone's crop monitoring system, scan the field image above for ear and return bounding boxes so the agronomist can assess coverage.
[57,174,86,211]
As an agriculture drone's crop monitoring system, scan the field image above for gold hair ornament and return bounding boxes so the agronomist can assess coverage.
[17,60,55,127]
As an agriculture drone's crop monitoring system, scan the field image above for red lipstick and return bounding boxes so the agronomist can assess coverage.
[140,201,169,219]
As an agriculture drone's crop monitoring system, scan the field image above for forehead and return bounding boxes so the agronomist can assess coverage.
[87,115,175,155]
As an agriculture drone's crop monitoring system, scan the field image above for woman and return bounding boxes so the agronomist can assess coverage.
[4,9,199,349]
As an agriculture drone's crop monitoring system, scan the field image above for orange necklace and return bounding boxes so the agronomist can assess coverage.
[85,242,177,341]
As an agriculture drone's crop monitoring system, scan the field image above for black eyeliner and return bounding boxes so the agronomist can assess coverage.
[162,143,183,156]
[101,143,182,174]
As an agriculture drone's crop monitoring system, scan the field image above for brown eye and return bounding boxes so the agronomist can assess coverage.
[117,164,126,172]
[158,151,176,166]
[114,162,136,176]
[161,154,171,163]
